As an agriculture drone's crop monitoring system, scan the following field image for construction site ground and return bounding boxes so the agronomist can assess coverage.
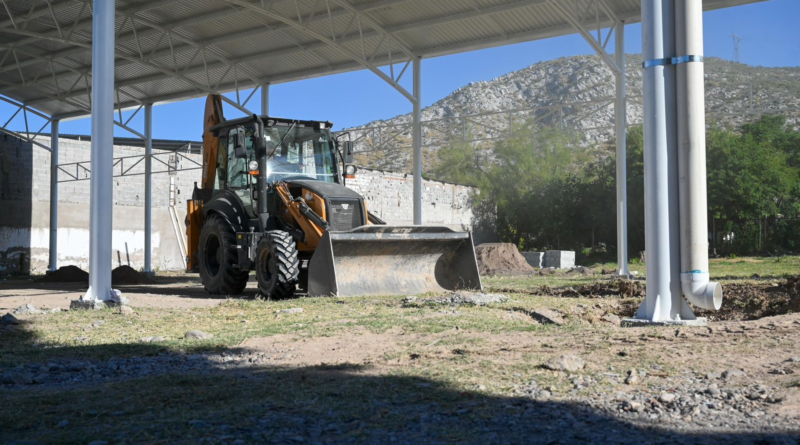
[2,256,800,444]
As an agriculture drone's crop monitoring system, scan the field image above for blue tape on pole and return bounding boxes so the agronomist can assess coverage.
[642,58,669,69]
[671,55,704,65]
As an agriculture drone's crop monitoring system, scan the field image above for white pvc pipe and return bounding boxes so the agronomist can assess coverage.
[144,104,153,274]
[48,119,59,272]
[85,0,115,301]
[614,22,629,276]
[261,84,270,116]
[412,58,422,225]
[640,0,681,321]
[676,0,722,310]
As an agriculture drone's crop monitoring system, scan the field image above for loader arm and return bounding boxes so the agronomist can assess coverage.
[273,182,328,247]
[187,94,226,271]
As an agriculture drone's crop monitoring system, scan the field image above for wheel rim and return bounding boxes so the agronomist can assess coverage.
[204,233,221,277]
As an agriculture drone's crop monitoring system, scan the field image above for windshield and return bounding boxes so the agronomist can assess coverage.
[261,125,337,183]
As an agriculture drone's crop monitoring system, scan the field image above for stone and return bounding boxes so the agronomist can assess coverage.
[110,289,130,305]
[530,309,564,326]
[660,393,677,403]
[92,320,105,328]
[4,372,33,385]
[185,330,213,340]
[49,307,62,313]
[722,369,746,380]
[70,299,116,310]
[57,420,69,428]
[625,369,640,385]
[1,313,20,325]
[276,308,304,315]
[601,313,621,326]
[543,355,585,372]
[705,371,722,380]
[13,304,41,315]
[88,441,109,445]
[119,306,135,316]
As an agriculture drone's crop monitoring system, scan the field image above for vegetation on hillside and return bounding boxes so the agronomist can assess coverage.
[432,115,800,258]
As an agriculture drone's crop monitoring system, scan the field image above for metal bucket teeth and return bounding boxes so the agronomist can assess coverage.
[307,226,483,297]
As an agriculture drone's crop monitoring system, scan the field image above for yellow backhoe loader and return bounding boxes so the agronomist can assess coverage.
[186,95,482,298]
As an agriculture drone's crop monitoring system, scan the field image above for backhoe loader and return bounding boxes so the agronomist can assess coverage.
[186,95,482,298]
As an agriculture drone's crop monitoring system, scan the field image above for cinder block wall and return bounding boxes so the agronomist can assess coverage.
[0,135,475,274]
[345,169,475,229]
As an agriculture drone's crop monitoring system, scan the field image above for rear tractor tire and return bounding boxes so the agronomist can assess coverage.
[198,214,249,295]
[256,231,300,299]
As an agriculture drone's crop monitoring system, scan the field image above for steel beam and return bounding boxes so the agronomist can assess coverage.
[84,0,114,302]
[261,83,269,116]
[144,103,153,275]
[412,57,422,225]
[48,119,59,272]
[615,21,629,276]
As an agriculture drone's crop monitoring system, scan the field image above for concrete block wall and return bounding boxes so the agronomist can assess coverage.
[522,252,544,269]
[346,169,475,229]
[544,250,575,269]
[0,135,200,274]
[0,136,476,274]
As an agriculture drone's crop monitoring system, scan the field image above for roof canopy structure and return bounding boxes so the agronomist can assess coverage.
[0,0,766,303]
[0,0,764,120]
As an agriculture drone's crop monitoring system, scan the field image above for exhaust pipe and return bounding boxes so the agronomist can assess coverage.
[676,0,722,311]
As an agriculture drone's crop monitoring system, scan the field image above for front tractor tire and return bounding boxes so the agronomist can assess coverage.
[256,231,300,299]
[198,214,249,295]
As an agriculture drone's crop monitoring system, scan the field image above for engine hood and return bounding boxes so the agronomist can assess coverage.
[285,178,363,200]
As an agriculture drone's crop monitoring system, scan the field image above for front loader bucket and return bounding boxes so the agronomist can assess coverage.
[308,226,483,297]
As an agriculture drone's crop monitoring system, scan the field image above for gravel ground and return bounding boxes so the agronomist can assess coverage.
[3,348,799,444]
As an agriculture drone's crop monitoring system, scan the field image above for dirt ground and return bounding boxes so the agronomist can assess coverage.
[2,265,800,444]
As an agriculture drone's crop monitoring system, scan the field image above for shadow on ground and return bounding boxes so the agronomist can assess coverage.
[1,324,798,445]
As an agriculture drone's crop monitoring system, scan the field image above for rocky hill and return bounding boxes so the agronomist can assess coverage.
[345,55,800,172]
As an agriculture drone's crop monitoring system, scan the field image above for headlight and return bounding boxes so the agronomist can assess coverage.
[248,160,259,171]
[345,165,357,176]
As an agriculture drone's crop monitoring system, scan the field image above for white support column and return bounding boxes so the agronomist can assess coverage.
[48,119,59,272]
[261,84,270,116]
[84,0,115,302]
[144,103,153,275]
[412,58,422,225]
[615,22,629,276]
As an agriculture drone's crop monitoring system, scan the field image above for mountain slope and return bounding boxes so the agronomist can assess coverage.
[346,55,800,172]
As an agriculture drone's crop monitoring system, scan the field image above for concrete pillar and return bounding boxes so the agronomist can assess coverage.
[412,58,422,225]
[144,103,153,275]
[48,119,59,272]
[84,0,115,301]
[261,84,270,116]
[615,22,629,276]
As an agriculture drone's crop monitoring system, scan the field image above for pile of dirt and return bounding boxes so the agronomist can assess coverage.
[112,266,157,285]
[494,278,646,300]
[474,243,536,276]
[37,265,89,283]
[695,279,800,321]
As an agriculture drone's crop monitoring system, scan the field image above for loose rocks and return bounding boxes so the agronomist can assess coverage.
[543,355,585,372]
[529,309,564,326]
[722,369,746,380]
[625,369,640,385]
[185,330,213,340]
[276,308,304,315]
[13,304,42,315]
[1,313,20,325]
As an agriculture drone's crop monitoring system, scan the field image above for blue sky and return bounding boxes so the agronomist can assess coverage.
[2,0,798,141]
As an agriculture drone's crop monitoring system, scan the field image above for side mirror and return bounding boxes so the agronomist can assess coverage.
[232,127,247,158]
[342,141,354,164]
